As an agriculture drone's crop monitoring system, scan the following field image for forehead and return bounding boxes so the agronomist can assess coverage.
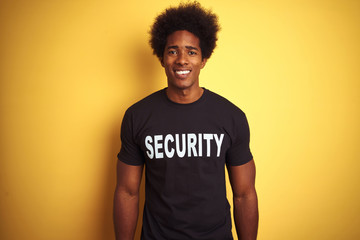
[165,30,200,48]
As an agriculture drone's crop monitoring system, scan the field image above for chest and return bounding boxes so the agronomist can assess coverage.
[133,108,234,161]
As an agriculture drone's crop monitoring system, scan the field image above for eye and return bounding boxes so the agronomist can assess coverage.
[188,51,197,55]
[168,50,177,55]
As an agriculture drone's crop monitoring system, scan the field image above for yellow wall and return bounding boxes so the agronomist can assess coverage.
[1,0,359,239]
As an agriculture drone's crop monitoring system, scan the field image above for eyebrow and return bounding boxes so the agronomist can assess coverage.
[167,45,199,51]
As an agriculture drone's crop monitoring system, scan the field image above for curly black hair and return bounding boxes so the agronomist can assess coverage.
[149,1,220,61]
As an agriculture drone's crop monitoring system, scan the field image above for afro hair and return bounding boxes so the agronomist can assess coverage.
[149,1,220,61]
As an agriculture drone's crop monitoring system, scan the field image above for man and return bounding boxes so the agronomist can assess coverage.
[114,2,258,240]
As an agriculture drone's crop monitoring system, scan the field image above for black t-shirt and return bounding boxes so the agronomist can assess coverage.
[118,88,253,240]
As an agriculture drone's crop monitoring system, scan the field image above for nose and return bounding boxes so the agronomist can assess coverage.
[176,51,188,65]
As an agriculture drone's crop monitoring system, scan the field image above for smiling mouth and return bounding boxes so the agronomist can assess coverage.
[175,70,190,75]
[174,70,191,78]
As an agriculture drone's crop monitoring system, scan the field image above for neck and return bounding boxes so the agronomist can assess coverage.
[166,86,204,104]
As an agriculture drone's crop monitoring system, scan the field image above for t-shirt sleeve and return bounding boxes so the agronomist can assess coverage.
[226,111,253,166]
[117,109,145,166]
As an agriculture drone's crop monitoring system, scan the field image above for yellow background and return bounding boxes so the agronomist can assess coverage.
[1,0,359,239]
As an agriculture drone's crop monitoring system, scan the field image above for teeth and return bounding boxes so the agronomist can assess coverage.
[176,70,190,75]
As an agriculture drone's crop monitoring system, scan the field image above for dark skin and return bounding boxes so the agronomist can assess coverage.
[161,30,207,103]
[113,161,143,240]
[113,30,258,240]
[228,160,259,240]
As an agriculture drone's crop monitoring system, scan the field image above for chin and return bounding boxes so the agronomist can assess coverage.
[172,82,194,90]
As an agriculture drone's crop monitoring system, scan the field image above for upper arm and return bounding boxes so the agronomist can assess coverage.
[227,159,256,198]
[115,160,144,196]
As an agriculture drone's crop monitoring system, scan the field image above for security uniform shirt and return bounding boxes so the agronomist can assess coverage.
[118,88,253,240]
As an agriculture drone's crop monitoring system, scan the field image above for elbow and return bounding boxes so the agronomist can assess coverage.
[114,186,140,200]
[233,188,258,205]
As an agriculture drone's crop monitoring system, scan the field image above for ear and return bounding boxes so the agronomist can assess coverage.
[201,58,207,69]
[160,57,164,67]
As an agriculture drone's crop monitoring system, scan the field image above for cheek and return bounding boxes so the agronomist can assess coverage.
[164,65,173,76]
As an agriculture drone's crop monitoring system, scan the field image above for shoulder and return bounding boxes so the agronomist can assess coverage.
[205,89,246,118]
[126,89,165,114]
[121,89,166,134]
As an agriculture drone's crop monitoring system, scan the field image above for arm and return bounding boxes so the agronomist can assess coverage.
[113,160,144,240]
[227,159,258,240]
